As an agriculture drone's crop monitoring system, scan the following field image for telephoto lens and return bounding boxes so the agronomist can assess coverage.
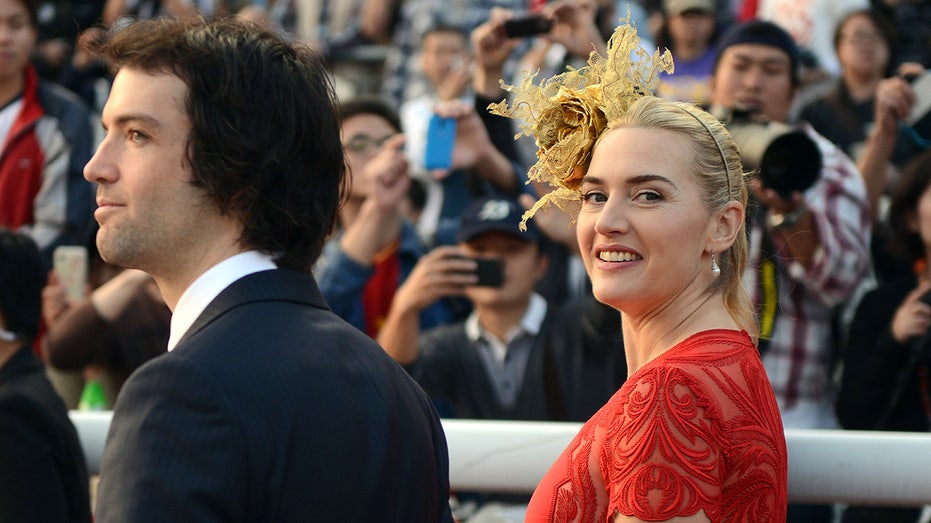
[711,106,823,199]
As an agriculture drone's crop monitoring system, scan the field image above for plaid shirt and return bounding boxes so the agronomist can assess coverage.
[743,123,872,429]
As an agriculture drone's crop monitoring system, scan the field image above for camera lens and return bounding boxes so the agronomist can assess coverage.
[757,130,822,199]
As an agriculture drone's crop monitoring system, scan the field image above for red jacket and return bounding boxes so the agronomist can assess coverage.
[0,65,95,262]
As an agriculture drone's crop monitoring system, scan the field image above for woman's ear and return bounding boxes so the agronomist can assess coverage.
[708,201,744,253]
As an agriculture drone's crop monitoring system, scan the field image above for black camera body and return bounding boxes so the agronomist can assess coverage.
[503,16,553,38]
[711,106,823,199]
[452,256,505,287]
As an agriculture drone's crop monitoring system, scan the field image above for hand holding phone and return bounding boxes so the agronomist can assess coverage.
[454,256,504,287]
[906,73,931,126]
[53,246,88,302]
[424,114,457,170]
[503,15,553,38]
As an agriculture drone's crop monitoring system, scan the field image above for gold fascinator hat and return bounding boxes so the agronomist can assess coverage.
[488,18,673,228]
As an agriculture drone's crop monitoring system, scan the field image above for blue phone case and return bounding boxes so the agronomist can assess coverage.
[424,115,456,169]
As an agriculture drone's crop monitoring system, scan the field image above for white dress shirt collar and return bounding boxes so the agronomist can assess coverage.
[167,250,277,351]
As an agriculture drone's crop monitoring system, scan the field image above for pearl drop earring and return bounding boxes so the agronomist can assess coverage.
[711,251,721,276]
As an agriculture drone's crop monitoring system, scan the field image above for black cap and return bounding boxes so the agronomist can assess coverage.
[714,20,801,85]
[457,195,543,244]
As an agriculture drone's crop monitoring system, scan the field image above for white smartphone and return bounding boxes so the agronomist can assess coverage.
[907,73,931,126]
[53,245,88,302]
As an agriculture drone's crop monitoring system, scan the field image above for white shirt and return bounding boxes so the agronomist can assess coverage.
[167,250,277,351]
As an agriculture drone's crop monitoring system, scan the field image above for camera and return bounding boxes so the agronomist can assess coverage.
[711,106,823,199]
[503,16,553,38]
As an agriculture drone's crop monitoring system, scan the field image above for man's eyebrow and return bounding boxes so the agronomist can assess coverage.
[102,113,162,130]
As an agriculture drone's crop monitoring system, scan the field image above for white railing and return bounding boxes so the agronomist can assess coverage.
[70,412,931,506]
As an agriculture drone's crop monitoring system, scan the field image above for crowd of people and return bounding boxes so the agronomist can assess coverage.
[0,0,929,521]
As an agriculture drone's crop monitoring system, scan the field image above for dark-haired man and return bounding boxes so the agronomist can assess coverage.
[85,18,453,522]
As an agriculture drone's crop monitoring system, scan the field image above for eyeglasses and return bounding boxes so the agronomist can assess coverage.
[342,134,394,155]
[840,32,883,46]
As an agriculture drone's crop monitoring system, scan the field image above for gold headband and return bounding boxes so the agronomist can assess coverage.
[488,18,673,228]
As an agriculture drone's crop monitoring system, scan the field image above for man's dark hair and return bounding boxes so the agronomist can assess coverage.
[713,20,801,86]
[90,17,347,271]
[339,97,402,133]
[0,229,45,341]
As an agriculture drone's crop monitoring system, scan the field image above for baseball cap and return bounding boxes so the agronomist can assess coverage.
[457,195,543,244]
[663,0,714,15]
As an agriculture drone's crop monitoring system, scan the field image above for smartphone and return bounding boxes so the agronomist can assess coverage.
[53,245,88,302]
[503,15,553,38]
[424,114,456,170]
[470,257,505,287]
[906,72,931,126]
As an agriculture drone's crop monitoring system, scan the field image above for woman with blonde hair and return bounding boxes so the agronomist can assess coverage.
[492,21,787,523]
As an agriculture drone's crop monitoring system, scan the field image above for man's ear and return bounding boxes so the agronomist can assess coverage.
[708,200,744,253]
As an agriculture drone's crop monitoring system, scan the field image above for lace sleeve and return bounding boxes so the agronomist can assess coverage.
[602,364,725,521]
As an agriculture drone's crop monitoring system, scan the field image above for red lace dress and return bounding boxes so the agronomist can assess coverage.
[525,329,787,522]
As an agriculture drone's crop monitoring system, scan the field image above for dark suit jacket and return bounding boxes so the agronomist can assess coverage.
[96,269,454,522]
[0,345,91,522]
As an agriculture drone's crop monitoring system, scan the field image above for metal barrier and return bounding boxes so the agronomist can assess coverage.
[70,412,931,506]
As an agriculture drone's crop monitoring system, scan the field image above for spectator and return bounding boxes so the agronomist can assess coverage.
[397,9,535,247]
[379,195,555,419]
[744,0,869,79]
[798,9,928,284]
[799,9,929,216]
[413,97,527,246]
[0,228,91,523]
[42,265,169,408]
[401,24,473,180]
[378,0,526,107]
[381,191,628,418]
[315,97,455,337]
[85,17,453,521]
[0,0,96,268]
[653,0,721,104]
[710,19,872,523]
[836,149,931,523]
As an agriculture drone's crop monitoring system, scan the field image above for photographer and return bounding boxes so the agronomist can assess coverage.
[709,20,872,523]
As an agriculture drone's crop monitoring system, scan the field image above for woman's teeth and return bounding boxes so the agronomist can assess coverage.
[599,251,642,262]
